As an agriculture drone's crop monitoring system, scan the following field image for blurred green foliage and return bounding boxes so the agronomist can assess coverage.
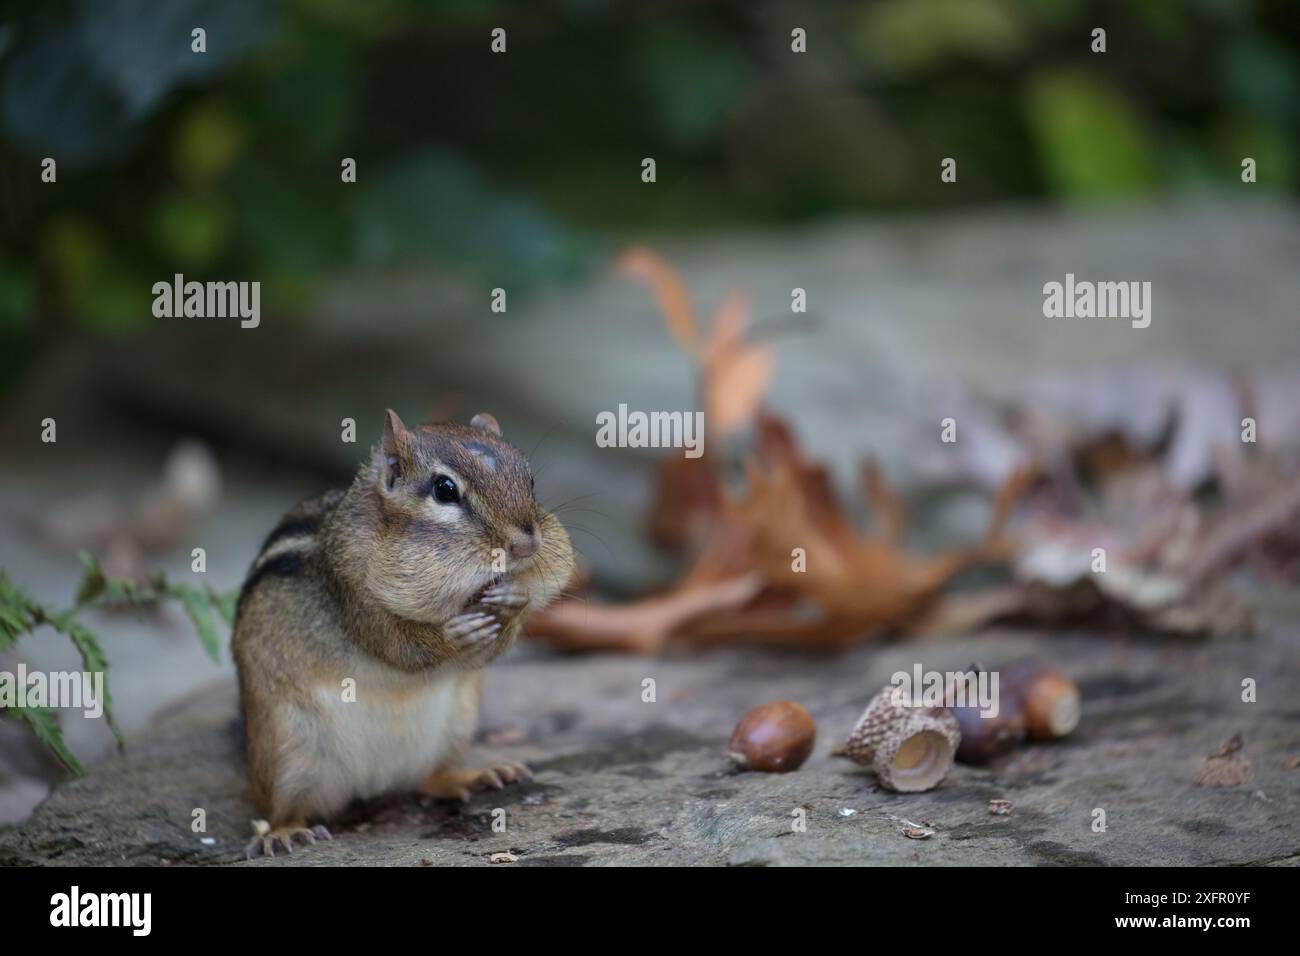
[0,0,1296,340]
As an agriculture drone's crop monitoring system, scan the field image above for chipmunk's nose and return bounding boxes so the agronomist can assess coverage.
[508,526,537,560]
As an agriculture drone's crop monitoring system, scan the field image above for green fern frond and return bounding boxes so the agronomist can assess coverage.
[0,560,236,774]
[8,707,83,775]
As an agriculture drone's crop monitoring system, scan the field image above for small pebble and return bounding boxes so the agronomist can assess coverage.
[900,819,934,839]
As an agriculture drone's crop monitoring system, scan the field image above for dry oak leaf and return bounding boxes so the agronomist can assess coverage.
[535,408,1029,653]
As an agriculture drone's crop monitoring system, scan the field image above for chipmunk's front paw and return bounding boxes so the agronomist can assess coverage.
[245,819,331,859]
[418,763,532,802]
[480,582,530,610]
[444,611,502,649]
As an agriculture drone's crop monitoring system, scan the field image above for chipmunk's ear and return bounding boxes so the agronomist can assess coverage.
[469,412,501,436]
[380,409,408,492]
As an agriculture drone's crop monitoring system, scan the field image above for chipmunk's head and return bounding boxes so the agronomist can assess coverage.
[361,409,571,624]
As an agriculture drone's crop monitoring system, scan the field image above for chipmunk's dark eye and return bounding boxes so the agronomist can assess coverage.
[432,474,460,504]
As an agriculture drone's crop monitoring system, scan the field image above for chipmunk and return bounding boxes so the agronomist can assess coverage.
[232,410,574,857]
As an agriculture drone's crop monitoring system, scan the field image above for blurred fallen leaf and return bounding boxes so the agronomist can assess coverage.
[549,253,1296,651]
[531,409,1027,652]
[616,246,697,354]
[533,253,1031,653]
[622,247,773,442]
[526,570,763,654]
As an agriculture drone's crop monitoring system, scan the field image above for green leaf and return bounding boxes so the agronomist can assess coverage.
[49,611,123,748]
[176,586,221,663]
[853,0,1026,78]
[634,23,753,148]
[81,0,278,123]
[9,707,82,775]
[74,550,106,605]
[173,101,246,188]
[208,587,238,628]
[1023,70,1156,198]
[0,571,38,649]
[352,149,589,290]
[2,560,229,768]
[1223,34,1299,129]
[150,193,232,267]
[0,263,35,330]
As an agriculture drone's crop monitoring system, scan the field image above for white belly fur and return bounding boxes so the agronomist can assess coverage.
[290,662,469,814]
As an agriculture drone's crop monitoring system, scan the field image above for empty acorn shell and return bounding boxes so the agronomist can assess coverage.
[728,700,816,772]
[842,685,961,793]
[1005,662,1081,740]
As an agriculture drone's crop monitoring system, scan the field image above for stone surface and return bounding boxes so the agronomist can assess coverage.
[3,614,1297,866]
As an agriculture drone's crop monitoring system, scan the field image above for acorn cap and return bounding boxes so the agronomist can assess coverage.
[842,685,961,793]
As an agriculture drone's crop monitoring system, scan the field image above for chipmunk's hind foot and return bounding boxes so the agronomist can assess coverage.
[245,819,332,859]
[418,763,532,802]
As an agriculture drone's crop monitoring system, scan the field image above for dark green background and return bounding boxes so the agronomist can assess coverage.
[1,0,1296,346]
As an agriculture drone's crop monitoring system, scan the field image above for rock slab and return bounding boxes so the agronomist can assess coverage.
[3,620,1298,867]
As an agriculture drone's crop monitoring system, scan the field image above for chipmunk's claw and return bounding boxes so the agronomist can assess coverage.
[492,761,532,784]
[444,612,502,648]
[245,821,331,859]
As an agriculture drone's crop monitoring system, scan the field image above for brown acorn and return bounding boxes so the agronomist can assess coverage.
[728,700,816,772]
[1005,662,1081,740]
[841,685,960,793]
[952,700,1027,765]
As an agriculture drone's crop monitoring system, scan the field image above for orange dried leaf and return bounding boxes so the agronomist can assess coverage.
[707,345,775,438]
[647,455,723,552]
[526,572,762,654]
[615,247,698,354]
[701,290,751,368]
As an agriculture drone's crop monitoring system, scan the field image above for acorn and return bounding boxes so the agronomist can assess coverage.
[945,663,1027,765]
[1004,662,1081,740]
[952,700,1027,765]
[841,685,960,793]
[728,700,816,773]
